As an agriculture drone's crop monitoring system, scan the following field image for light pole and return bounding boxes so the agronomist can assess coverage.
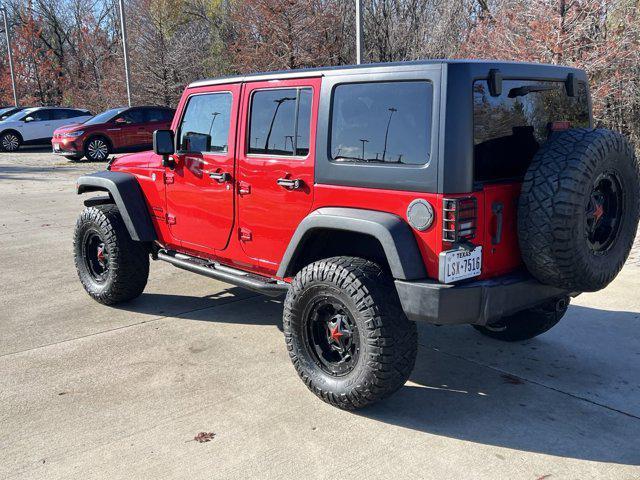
[264,96,295,151]
[1,6,17,107]
[359,138,369,160]
[355,0,363,64]
[118,0,132,107]
[381,107,397,162]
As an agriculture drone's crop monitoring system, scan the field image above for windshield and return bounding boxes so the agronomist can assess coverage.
[3,108,35,122]
[473,79,590,182]
[83,108,126,126]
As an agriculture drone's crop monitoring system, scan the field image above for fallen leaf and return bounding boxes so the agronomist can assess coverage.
[193,432,215,443]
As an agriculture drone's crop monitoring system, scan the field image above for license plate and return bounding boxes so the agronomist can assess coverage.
[439,246,482,283]
[52,143,61,152]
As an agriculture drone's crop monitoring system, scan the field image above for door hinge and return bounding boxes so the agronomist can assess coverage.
[164,173,175,184]
[239,227,252,241]
[238,181,251,195]
[166,214,176,225]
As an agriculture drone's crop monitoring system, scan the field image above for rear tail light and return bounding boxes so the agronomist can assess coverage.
[442,197,477,243]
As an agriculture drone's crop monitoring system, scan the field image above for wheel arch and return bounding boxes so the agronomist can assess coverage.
[77,171,156,242]
[277,208,427,280]
[0,128,23,143]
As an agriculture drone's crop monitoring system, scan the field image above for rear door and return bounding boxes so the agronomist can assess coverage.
[165,85,239,251]
[236,78,320,271]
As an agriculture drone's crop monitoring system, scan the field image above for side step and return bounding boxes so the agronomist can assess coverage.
[156,250,289,297]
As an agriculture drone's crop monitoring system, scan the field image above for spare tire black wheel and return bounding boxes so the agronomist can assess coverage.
[519,128,640,292]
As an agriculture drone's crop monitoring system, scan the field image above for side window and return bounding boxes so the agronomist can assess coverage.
[26,109,51,122]
[116,109,144,125]
[178,93,232,154]
[53,109,82,120]
[330,81,433,165]
[248,87,312,157]
[146,108,174,123]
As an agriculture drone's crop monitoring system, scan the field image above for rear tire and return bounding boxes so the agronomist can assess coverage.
[283,256,418,410]
[0,131,21,152]
[73,204,149,305]
[473,297,569,342]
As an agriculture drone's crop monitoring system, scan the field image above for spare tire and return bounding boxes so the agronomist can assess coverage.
[518,128,639,292]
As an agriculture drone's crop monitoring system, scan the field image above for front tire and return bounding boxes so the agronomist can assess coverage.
[1,131,21,152]
[284,257,418,410]
[473,297,570,342]
[84,136,110,161]
[73,204,149,305]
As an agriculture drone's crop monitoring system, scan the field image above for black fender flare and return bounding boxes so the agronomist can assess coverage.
[277,207,427,280]
[76,171,156,242]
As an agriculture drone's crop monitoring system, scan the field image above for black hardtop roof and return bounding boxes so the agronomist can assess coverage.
[188,59,587,88]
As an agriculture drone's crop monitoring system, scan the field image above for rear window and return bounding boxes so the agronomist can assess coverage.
[330,81,432,165]
[473,79,589,182]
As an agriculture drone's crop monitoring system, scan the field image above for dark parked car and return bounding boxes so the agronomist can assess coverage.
[52,106,175,161]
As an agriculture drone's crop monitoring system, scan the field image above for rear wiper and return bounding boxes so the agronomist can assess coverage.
[508,85,557,98]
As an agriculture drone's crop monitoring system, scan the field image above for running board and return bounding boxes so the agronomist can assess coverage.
[156,250,289,297]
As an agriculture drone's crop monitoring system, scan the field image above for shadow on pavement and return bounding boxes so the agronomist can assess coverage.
[117,292,640,465]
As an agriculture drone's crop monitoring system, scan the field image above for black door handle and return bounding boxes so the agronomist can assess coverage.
[277,178,302,189]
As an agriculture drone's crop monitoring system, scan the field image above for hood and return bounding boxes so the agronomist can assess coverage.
[109,150,155,170]
[53,123,85,136]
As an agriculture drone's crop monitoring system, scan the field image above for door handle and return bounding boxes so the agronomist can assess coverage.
[209,172,231,183]
[277,178,302,190]
[491,202,503,245]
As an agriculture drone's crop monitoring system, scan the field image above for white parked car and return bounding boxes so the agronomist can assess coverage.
[0,107,92,152]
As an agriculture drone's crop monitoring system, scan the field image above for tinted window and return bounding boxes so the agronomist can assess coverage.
[473,80,590,182]
[84,108,126,126]
[330,81,432,165]
[25,109,52,121]
[248,88,312,157]
[296,89,312,156]
[53,109,87,120]
[179,93,232,153]
[116,108,144,124]
[146,108,174,123]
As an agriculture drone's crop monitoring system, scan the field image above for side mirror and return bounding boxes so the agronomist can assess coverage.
[23,116,34,123]
[153,130,175,168]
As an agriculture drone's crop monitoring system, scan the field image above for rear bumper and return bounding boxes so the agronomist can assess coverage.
[395,272,575,326]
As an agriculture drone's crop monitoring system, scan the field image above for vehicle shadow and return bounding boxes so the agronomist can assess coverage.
[117,292,640,464]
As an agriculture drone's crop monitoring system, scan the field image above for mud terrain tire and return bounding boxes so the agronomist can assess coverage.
[473,297,569,342]
[518,128,640,292]
[74,204,149,304]
[283,257,417,410]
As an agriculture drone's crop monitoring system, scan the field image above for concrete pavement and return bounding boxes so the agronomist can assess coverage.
[1,150,639,479]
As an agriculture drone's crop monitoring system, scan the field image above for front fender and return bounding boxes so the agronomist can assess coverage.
[76,171,156,242]
[277,207,426,280]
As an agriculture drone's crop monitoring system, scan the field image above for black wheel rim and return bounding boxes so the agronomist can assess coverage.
[303,296,360,376]
[585,172,623,253]
[83,230,109,283]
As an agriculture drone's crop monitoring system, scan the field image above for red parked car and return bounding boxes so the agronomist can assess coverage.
[52,106,175,161]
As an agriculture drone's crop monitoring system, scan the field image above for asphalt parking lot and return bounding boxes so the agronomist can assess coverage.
[1,149,639,479]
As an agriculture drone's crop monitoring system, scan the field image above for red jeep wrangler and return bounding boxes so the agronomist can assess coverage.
[74,60,640,410]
